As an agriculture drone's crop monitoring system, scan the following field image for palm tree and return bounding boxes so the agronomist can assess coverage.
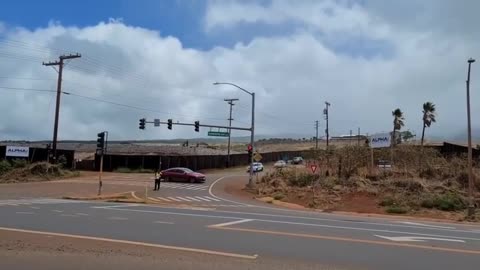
[392,108,405,146]
[421,102,436,146]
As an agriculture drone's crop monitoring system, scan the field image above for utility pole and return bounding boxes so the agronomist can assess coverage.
[314,120,319,150]
[324,102,331,150]
[224,98,239,167]
[43,53,81,163]
[357,127,361,146]
[466,57,476,218]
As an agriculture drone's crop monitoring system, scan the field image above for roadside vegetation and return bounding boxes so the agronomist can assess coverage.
[257,145,480,220]
[114,167,154,173]
[0,159,78,183]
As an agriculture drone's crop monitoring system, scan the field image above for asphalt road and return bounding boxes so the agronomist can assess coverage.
[1,172,480,270]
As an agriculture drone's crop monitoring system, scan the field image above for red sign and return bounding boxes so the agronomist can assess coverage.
[310,164,317,174]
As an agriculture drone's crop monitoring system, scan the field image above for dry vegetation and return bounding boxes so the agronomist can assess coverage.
[257,145,480,220]
[0,160,78,183]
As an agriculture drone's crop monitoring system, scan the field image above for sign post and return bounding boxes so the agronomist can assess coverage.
[5,146,29,158]
[369,132,392,172]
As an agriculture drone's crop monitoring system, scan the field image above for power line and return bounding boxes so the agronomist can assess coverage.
[0,86,55,93]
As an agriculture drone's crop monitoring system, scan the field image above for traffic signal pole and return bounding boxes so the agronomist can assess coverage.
[96,131,107,196]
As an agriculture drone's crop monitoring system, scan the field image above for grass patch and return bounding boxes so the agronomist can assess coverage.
[385,205,408,214]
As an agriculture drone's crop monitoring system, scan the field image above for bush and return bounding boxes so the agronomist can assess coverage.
[11,159,28,168]
[385,206,408,214]
[273,193,285,200]
[379,196,396,207]
[0,160,12,175]
[114,167,154,173]
[288,173,315,187]
[432,193,467,211]
[57,155,67,168]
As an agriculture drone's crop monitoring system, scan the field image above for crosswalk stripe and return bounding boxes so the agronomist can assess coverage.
[194,196,211,202]
[185,196,202,202]
[156,197,172,202]
[204,196,221,202]
[175,197,192,202]
[166,197,182,202]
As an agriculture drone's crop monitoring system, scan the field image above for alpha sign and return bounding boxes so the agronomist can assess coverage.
[369,133,391,148]
[6,146,30,157]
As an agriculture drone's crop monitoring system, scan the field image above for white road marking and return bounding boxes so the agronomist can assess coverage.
[185,196,202,202]
[107,217,129,220]
[211,219,253,228]
[156,197,172,202]
[375,235,466,243]
[15,211,34,215]
[75,213,89,216]
[175,197,192,202]
[0,227,258,260]
[195,196,211,202]
[397,221,456,230]
[167,197,182,202]
[92,204,140,209]
[153,221,175,224]
[204,196,221,202]
[99,207,480,241]
[29,206,40,209]
[52,210,63,213]
[208,176,253,207]
[60,214,78,217]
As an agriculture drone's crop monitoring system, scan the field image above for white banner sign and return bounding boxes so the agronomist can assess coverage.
[6,146,30,157]
[369,133,391,148]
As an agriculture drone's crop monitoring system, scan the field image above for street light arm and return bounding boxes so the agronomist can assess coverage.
[213,82,252,95]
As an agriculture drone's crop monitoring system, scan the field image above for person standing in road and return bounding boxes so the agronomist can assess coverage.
[154,170,161,191]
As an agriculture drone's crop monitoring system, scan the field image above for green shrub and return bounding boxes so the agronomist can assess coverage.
[0,160,12,175]
[432,193,466,211]
[57,155,67,168]
[273,193,285,200]
[379,196,396,207]
[385,206,408,214]
[11,159,28,168]
[420,198,435,209]
[288,173,315,187]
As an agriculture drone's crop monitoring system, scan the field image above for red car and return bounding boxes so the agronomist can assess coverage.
[161,167,206,183]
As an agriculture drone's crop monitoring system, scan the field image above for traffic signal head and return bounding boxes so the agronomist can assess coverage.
[167,119,173,130]
[139,118,146,130]
[247,144,253,152]
[97,132,105,150]
[194,121,200,132]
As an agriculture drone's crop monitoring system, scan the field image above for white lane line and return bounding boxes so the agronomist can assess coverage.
[75,213,89,216]
[154,221,175,224]
[60,214,78,217]
[92,204,140,209]
[211,219,254,228]
[185,196,202,202]
[52,210,64,213]
[156,197,172,202]
[397,221,456,230]
[375,235,465,243]
[15,211,34,215]
[107,217,129,220]
[30,206,40,209]
[204,196,222,202]
[99,208,480,241]
[167,197,182,202]
[195,196,211,202]
[208,176,252,207]
[6,204,19,206]
[175,197,192,202]
[0,227,257,260]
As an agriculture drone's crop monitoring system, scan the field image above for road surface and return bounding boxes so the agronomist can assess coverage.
[0,172,479,269]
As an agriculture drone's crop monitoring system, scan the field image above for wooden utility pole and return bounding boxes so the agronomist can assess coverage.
[314,120,319,150]
[224,98,239,167]
[43,53,81,163]
[324,102,331,150]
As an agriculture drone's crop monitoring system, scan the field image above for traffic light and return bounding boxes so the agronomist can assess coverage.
[194,121,200,132]
[139,118,146,130]
[167,119,173,130]
[247,144,253,160]
[97,132,105,151]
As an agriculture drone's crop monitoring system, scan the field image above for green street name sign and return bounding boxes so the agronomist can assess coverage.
[208,131,229,137]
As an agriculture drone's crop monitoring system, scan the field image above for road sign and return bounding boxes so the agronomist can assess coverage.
[154,119,160,127]
[369,133,391,148]
[310,164,317,174]
[208,131,229,137]
[253,152,262,162]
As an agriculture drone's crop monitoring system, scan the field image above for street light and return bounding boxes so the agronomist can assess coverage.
[466,57,476,218]
[214,82,256,188]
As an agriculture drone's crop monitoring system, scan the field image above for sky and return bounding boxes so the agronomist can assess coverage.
[0,0,479,141]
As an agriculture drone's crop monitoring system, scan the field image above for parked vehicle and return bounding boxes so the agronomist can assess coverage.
[274,160,287,168]
[292,156,304,164]
[161,167,206,183]
[246,162,264,172]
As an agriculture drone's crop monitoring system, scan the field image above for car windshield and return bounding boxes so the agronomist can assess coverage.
[181,168,194,173]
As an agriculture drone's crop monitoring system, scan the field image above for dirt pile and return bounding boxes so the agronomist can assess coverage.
[0,161,78,183]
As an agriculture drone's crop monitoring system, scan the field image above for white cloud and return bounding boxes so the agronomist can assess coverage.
[0,0,480,142]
